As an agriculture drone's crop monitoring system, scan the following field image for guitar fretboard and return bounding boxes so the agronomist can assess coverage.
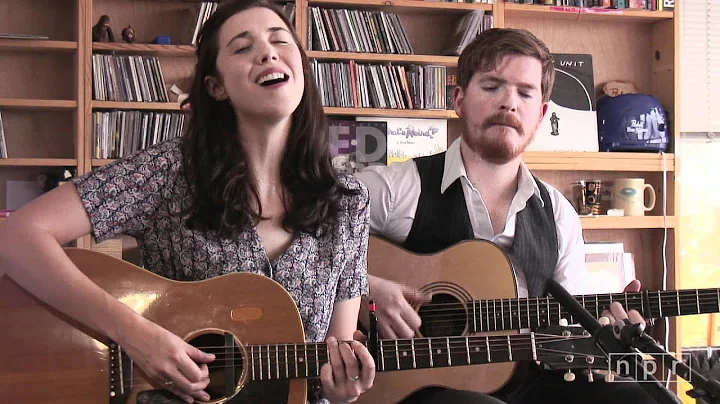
[241,334,540,381]
[416,288,720,334]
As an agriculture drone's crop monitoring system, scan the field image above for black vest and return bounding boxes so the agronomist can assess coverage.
[403,152,559,298]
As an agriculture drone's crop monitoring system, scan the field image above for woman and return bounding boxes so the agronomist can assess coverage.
[0,0,375,403]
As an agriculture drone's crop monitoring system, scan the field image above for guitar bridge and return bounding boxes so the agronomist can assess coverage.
[108,339,133,403]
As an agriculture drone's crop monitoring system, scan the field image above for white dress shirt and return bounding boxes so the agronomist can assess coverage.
[355,138,590,298]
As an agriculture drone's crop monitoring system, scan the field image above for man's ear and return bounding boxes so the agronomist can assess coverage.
[453,86,464,118]
[204,75,228,101]
[539,102,549,122]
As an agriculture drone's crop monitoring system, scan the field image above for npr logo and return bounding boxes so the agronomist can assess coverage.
[608,352,692,383]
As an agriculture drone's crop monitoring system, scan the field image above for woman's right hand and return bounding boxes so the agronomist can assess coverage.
[119,318,216,403]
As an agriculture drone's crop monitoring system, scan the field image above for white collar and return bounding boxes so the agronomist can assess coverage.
[439,138,544,206]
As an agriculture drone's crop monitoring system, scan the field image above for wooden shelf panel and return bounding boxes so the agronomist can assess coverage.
[504,4,673,22]
[0,158,77,167]
[309,0,492,14]
[92,101,183,111]
[97,151,672,173]
[577,8,673,22]
[0,40,77,52]
[0,99,76,110]
[92,43,195,57]
[581,216,677,230]
[524,151,674,172]
[307,51,458,66]
[325,107,458,119]
[92,159,114,167]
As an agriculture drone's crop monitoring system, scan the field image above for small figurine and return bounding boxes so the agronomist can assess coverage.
[550,112,560,136]
[121,25,136,44]
[92,15,115,42]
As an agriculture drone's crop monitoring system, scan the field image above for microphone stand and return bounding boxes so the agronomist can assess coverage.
[619,321,720,404]
[545,279,682,404]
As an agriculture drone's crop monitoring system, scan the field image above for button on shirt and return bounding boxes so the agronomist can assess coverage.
[355,138,590,298]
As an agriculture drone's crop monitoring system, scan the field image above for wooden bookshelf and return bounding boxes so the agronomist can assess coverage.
[309,0,493,14]
[0,159,77,167]
[92,42,195,56]
[580,215,677,230]
[0,39,78,52]
[524,151,675,172]
[1,0,686,399]
[307,50,459,66]
[0,0,84,252]
[91,101,183,111]
[325,107,458,119]
[0,98,77,110]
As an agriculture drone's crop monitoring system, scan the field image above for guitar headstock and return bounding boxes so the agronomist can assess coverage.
[534,325,610,382]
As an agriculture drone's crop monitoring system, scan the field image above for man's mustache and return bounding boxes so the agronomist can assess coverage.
[482,113,523,135]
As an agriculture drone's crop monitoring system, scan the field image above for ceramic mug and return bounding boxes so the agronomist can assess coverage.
[613,178,656,216]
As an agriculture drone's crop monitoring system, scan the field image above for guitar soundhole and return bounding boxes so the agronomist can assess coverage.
[188,332,245,401]
[185,332,291,403]
[418,293,467,337]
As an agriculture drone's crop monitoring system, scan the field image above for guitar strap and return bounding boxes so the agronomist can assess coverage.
[403,152,558,298]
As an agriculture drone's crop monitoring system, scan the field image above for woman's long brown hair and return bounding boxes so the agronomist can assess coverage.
[180,0,359,237]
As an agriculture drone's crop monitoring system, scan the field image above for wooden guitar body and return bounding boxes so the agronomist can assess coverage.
[357,236,520,404]
[0,248,307,404]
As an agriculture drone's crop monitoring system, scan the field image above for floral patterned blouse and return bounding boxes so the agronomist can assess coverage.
[70,138,370,346]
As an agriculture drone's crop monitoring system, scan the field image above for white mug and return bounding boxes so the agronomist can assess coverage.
[613,178,656,216]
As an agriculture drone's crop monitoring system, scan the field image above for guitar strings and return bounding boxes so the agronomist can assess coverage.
[183,333,591,352]
[414,289,719,308]
[416,293,720,313]
[415,295,720,321]
[110,334,596,383]
[113,336,604,386]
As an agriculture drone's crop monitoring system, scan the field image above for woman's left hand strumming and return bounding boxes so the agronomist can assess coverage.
[320,333,376,403]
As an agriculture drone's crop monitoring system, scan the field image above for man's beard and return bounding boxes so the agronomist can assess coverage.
[464,112,534,164]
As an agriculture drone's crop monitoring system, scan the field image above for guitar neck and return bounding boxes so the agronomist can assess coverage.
[466,288,720,332]
[243,333,539,381]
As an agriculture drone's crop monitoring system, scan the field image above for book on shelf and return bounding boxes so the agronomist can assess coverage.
[329,119,388,174]
[92,54,169,103]
[92,110,186,159]
[508,0,671,10]
[190,2,218,46]
[328,117,446,173]
[312,59,448,110]
[430,0,495,3]
[308,6,413,54]
[0,34,49,40]
[442,10,494,56]
[190,2,296,45]
[356,117,447,165]
[0,111,6,159]
[584,242,636,295]
[526,53,599,152]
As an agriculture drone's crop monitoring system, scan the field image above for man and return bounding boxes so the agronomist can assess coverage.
[355,28,654,404]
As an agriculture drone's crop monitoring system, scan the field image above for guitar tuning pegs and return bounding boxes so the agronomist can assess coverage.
[563,370,576,382]
[559,318,569,327]
[604,372,615,383]
[587,371,594,383]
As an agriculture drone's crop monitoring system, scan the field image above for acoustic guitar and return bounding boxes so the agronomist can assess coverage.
[0,248,607,404]
[357,235,720,404]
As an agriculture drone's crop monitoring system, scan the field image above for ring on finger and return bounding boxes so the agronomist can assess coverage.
[164,381,174,387]
[348,375,360,382]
